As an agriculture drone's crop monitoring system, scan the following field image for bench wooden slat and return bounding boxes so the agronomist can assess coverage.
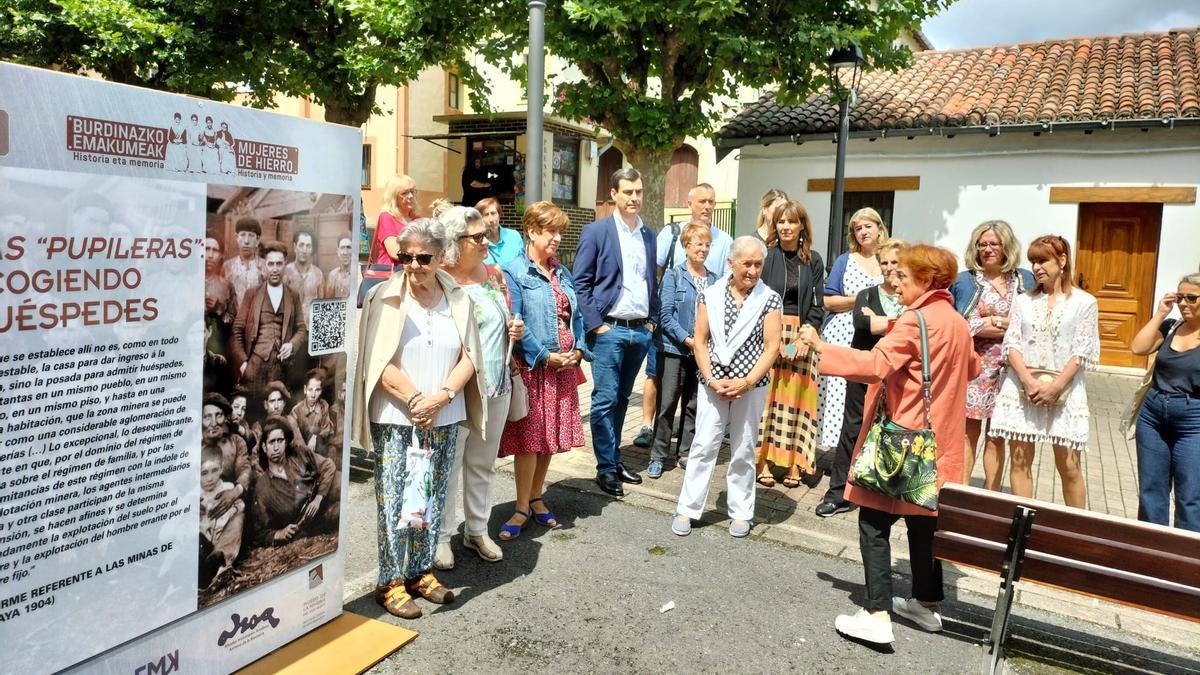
[935,484,1200,624]
[936,503,1200,588]
[938,485,1200,559]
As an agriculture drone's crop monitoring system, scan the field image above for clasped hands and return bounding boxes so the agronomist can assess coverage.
[1022,376,1064,407]
[545,349,583,371]
[709,376,750,400]
[409,390,450,430]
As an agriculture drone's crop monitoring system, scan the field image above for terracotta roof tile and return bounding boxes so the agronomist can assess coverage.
[718,27,1200,140]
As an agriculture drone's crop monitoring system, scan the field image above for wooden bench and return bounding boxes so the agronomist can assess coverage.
[933,484,1200,674]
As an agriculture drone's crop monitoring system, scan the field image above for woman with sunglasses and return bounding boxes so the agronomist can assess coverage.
[989,236,1099,508]
[498,202,589,540]
[435,206,525,565]
[1131,273,1200,531]
[352,218,486,619]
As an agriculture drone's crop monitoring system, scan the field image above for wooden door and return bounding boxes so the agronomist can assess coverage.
[596,146,624,205]
[1076,203,1161,368]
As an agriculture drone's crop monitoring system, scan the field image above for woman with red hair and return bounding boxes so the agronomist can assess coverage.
[800,244,979,646]
[989,235,1099,509]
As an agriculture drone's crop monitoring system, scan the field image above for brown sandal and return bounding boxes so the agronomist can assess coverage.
[408,572,455,604]
[376,582,421,619]
[782,475,802,488]
[756,471,776,487]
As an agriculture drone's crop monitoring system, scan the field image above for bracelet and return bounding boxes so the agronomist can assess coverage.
[407,391,421,407]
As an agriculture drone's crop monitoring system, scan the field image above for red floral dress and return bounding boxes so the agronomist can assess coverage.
[499,271,584,457]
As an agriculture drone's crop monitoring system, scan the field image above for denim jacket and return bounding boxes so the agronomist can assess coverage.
[950,268,1036,316]
[656,263,718,356]
[502,252,591,368]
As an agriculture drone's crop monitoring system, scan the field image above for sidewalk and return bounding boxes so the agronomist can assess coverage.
[495,365,1200,653]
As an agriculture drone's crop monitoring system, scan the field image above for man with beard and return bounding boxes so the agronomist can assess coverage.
[284,230,324,324]
[323,236,353,299]
[232,241,308,396]
[224,217,266,306]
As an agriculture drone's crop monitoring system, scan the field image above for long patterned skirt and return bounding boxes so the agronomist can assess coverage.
[755,315,820,472]
[371,422,459,586]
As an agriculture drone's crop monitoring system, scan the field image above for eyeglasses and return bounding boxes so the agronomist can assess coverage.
[459,232,489,245]
[976,242,1003,249]
[1178,294,1200,304]
[399,189,416,198]
[397,252,435,266]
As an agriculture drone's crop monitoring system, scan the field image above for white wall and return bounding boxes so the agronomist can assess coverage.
[736,129,1200,301]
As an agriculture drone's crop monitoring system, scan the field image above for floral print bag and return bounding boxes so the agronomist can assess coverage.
[850,310,940,511]
[398,433,435,529]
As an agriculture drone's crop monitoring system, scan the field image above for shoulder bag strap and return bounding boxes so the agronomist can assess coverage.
[665,221,681,269]
[913,309,932,428]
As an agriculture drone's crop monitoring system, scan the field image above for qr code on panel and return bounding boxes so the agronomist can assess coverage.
[308,298,347,356]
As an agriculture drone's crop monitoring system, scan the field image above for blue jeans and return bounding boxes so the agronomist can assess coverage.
[1135,389,1200,532]
[587,324,651,475]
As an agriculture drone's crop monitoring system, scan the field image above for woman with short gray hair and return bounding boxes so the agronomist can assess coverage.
[672,235,782,539]
[351,215,485,619]
[433,205,524,566]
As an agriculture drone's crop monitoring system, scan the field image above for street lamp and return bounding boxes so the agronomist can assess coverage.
[525,0,547,204]
[825,45,865,265]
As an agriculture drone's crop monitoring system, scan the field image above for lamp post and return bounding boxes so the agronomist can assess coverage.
[524,0,547,204]
[825,45,865,265]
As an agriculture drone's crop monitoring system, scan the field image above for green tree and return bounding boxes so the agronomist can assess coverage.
[0,0,496,126]
[0,0,272,103]
[485,0,951,227]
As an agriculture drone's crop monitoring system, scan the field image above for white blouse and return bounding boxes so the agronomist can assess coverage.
[989,289,1101,450]
[370,294,466,428]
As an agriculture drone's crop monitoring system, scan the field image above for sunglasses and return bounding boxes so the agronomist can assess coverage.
[1178,293,1200,304]
[459,232,489,245]
[397,252,435,266]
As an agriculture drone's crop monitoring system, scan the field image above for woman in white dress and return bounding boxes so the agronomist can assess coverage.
[185,114,202,172]
[817,207,886,448]
[215,122,237,175]
[989,235,1100,508]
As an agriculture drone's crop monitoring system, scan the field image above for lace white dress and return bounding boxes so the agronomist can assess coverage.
[988,290,1100,451]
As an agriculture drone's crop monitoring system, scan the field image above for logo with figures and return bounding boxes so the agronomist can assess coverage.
[66,112,299,179]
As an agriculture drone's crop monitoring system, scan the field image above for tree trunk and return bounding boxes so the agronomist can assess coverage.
[620,143,675,231]
[322,83,379,128]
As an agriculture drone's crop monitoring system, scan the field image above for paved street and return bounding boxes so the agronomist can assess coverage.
[340,479,1200,673]
[338,368,1200,671]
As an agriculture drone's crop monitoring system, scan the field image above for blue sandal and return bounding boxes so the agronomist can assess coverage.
[499,510,531,541]
[529,498,559,528]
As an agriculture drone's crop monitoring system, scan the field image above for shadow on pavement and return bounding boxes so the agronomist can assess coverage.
[816,570,1200,674]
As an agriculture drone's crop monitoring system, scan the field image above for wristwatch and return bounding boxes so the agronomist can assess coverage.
[442,386,456,401]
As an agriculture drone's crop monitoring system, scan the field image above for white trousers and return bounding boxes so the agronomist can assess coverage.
[441,391,511,543]
[675,384,768,522]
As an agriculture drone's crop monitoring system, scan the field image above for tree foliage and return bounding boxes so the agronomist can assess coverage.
[483,0,953,226]
[0,0,496,126]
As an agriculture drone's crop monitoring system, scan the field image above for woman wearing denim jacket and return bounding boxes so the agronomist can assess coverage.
[647,222,718,478]
[948,220,1036,490]
[497,202,591,540]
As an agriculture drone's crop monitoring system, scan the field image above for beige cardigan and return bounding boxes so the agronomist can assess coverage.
[351,269,486,454]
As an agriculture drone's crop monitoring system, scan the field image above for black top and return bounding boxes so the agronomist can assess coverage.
[850,286,888,351]
[1153,319,1200,397]
[761,246,825,328]
[698,286,782,387]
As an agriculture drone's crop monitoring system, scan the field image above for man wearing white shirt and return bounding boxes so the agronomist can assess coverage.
[232,241,308,397]
[573,168,659,496]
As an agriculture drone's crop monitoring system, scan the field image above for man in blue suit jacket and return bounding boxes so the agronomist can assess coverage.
[573,167,659,496]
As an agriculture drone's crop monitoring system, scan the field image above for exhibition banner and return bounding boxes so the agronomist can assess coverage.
[0,62,361,674]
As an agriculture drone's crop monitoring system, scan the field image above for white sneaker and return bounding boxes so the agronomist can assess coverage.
[835,609,895,644]
[671,514,692,536]
[433,542,454,570]
[892,597,943,632]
